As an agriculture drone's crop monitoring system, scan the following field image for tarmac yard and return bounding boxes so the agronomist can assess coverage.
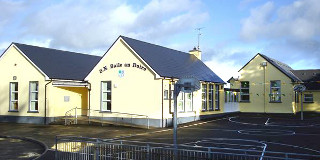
[1,113,320,159]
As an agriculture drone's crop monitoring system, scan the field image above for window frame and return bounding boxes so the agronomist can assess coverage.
[101,81,112,112]
[240,81,250,102]
[177,92,185,112]
[270,80,281,103]
[9,82,19,111]
[29,81,39,112]
[185,92,193,112]
[164,90,169,100]
[208,84,214,111]
[304,94,313,103]
[201,84,207,111]
[215,84,220,110]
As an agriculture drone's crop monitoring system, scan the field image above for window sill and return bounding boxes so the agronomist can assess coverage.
[239,101,250,103]
[269,101,282,103]
[27,111,39,113]
[99,111,111,113]
[303,101,314,103]
[8,110,18,112]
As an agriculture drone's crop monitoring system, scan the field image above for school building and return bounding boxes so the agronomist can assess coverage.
[0,36,225,127]
[227,53,320,113]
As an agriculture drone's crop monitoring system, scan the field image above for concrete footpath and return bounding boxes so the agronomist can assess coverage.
[0,122,150,159]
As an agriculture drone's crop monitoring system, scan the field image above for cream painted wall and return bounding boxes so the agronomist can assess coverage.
[295,91,320,112]
[237,55,295,113]
[0,45,90,120]
[47,85,88,117]
[86,38,163,120]
[0,45,46,117]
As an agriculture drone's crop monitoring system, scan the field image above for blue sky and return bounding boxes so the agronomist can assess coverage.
[0,0,319,81]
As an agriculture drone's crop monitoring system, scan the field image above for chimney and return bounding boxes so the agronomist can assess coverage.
[189,47,202,60]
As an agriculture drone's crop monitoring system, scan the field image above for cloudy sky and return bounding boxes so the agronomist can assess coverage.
[0,0,319,81]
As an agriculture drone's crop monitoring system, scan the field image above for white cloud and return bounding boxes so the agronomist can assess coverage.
[240,0,320,69]
[240,0,320,41]
[18,0,208,53]
[0,1,23,28]
[203,47,255,82]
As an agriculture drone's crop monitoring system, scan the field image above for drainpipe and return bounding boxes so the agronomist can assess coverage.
[87,82,91,119]
[44,79,52,125]
[161,79,164,128]
[263,65,266,113]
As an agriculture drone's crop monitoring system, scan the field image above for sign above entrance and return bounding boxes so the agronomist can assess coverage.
[99,63,146,73]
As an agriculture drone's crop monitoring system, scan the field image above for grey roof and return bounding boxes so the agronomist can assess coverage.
[121,36,225,83]
[239,53,301,82]
[291,70,320,90]
[13,43,101,80]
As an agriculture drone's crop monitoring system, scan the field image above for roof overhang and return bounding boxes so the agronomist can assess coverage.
[52,80,90,88]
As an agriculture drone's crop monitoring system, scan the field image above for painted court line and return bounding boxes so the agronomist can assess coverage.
[112,117,228,140]
[229,117,320,128]
[260,143,267,160]
[265,118,270,125]
[266,141,320,154]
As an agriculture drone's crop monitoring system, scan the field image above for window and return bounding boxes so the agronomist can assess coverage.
[202,84,207,111]
[29,82,39,112]
[304,94,313,103]
[208,84,214,110]
[101,81,111,111]
[185,93,193,111]
[164,90,169,99]
[240,81,249,102]
[178,92,184,112]
[270,80,281,102]
[9,82,18,111]
[215,85,220,110]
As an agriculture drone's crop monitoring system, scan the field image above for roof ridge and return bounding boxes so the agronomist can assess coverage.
[13,42,101,58]
[120,36,189,55]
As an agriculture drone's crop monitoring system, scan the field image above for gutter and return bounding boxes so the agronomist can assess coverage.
[44,79,52,125]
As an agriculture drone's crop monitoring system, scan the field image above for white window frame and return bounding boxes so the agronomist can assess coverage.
[178,92,185,112]
[240,81,250,102]
[215,84,220,110]
[101,81,112,112]
[304,94,313,103]
[202,84,207,111]
[185,92,193,112]
[208,84,214,111]
[9,82,18,111]
[270,80,281,102]
[164,90,169,100]
[29,81,39,112]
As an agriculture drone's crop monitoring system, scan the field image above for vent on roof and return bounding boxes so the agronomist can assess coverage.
[302,73,306,76]
[313,73,317,76]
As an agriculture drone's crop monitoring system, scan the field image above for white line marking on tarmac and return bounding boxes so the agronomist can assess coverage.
[112,117,229,140]
[266,141,320,154]
[260,142,267,160]
[229,116,320,128]
[265,118,270,125]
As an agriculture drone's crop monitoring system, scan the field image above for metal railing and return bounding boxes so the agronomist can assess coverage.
[64,107,150,129]
[54,136,320,160]
[64,107,79,125]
